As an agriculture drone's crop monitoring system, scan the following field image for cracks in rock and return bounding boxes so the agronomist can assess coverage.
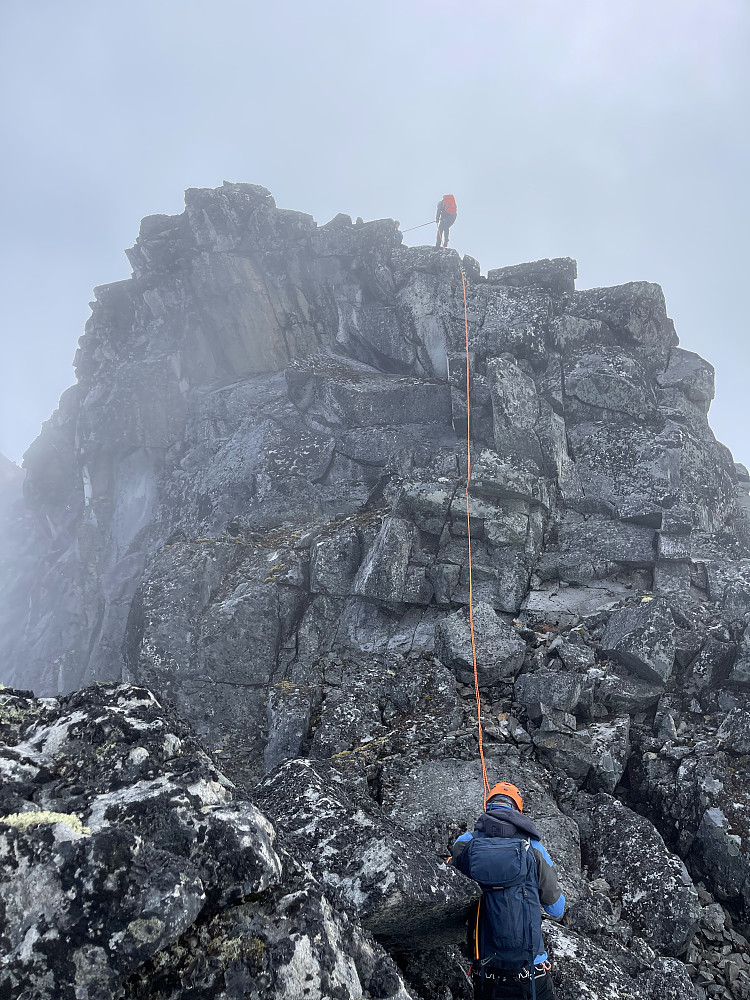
[255,263,293,363]
[210,679,271,691]
[363,474,392,512]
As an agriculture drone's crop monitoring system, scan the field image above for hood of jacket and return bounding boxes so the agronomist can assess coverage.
[474,807,542,842]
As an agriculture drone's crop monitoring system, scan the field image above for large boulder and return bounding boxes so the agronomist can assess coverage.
[379,754,585,907]
[487,257,577,295]
[353,516,418,603]
[0,684,283,1000]
[515,669,583,714]
[253,758,478,948]
[122,887,417,1000]
[545,924,699,1000]
[533,717,631,793]
[716,708,750,755]
[434,603,526,685]
[596,668,665,714]
[600,599,677,684]
[568,792,700,956]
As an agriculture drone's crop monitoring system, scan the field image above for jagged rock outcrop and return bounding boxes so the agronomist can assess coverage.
[0,684,415,1000]
[2,182,750,998]
[5,673,748,1000]
[2,182,748,719]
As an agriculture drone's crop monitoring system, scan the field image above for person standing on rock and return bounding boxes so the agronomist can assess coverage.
[436,194,457,248]
[452,782,565,999]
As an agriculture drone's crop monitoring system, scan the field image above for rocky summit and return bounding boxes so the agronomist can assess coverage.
[1,181,749,999]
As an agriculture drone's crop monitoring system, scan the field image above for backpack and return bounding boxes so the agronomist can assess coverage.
[442,194,457,216]
[465,836,542,972]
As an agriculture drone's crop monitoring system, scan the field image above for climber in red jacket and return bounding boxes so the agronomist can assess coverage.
[436,194,457,248]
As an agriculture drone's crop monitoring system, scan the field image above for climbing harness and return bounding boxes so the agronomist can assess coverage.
[472,964,550,982]
[460,267,490,803]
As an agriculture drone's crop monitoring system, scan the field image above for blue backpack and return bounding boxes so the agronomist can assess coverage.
[465,836,542,973]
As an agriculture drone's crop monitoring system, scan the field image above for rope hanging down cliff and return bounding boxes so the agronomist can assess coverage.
[460,267,490,803]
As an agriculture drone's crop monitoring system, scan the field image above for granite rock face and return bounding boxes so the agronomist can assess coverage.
[2,183,750,998]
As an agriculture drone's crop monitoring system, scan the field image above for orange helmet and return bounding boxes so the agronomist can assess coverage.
[485,782,523,812]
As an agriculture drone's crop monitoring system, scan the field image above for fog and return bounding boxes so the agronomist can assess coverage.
[1,0,748,465]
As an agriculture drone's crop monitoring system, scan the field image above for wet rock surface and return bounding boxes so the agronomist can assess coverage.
[1,184,750,997]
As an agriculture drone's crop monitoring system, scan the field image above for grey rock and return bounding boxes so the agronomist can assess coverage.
[657,348,715,412]
[0,684,283,1000]
[642,957,701,999]
[534,716,630,793]
[600,599,677,684]
[535,514,656,584]
[434,603,526,685]
[564,347,657,420]
[700,902,727,935]
[628,727,750,923]
[264,681,316,773]
[523,578,639,624]
[486,257,577,295]
[557,638,595,672]
[539,707,577,733]
[716,708,750,756]
[545,923,699,1000]
[654,559,693,598]
[123,887,417,1000]
[597,669,664,713]
[254,758,477,947]
[476,283,552,368]
[381,755,585,907]
[487,356,543,470]
[310,524,364,596]
[569,792,700,955]
[728,639,750,687]
[353,516,417,603]
[689,637,737,692]
[567,280,678,374]
[694,807,750,917]
[515,669,583,714]
[461,253,481,281]
[470,448,551,508]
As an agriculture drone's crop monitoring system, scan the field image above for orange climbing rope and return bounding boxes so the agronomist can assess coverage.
[461,269,490,803]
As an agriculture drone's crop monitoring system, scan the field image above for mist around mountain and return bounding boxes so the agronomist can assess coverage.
[1,184,749,1000]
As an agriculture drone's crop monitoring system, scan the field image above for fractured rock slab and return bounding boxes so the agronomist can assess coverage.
[515,669,583,714]
[434,602,526,685]
[600,598,676,684]
[254,758,477,947]
[569,792,700,956]
[533,716,631,793]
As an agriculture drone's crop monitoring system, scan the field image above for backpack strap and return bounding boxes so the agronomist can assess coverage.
[523,840,538,1000]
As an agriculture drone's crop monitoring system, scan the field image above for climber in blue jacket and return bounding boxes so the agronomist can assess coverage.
[452,782,565,999]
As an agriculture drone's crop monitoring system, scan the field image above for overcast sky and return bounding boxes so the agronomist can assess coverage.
[1,0,748,468]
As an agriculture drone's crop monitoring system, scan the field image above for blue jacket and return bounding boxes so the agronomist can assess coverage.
[452,804,565,966]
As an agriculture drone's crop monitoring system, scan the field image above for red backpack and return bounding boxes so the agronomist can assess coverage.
[442,194,457,216]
